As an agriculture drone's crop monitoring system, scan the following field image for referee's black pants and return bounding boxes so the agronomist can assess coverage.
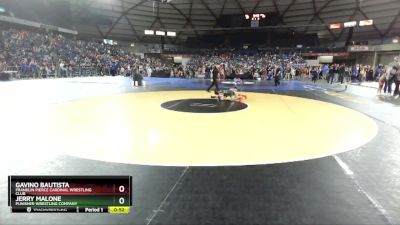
[207,79,219,94]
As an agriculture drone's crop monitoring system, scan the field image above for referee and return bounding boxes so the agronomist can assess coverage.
[207,65,220,94]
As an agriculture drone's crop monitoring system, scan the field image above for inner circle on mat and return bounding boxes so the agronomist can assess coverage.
[0,91,378,166]
[161,98,248,113]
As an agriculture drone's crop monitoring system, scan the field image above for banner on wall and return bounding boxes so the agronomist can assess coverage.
[349,45,369,52]
[173,56,183,64]
[306,60,319,66]
[318,56,333,64]
[303,52,349,57]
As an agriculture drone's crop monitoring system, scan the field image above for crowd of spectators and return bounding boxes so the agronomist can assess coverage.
[0,26,168,78]
[303,63,400,98]
[0,27,311,81]
[306,64,381,83]
[184,50,307,80]
[1,25,399,98]
[0,25,310,80]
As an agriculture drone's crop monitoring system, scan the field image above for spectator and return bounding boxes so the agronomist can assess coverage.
[339,64,345,84]
[0,61,6,72]
[384,66,397,96]
[393,67,400,99]
[377,70,386,95]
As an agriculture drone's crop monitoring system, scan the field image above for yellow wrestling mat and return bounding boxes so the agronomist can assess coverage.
[0,91,377,166]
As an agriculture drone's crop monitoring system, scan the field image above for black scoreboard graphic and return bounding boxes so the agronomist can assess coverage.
[8,176,132,213]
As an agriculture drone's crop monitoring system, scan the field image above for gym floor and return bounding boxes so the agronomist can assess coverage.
[0,76,399,225]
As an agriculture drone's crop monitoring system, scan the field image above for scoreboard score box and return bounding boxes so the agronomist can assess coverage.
[8,176,132,213]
